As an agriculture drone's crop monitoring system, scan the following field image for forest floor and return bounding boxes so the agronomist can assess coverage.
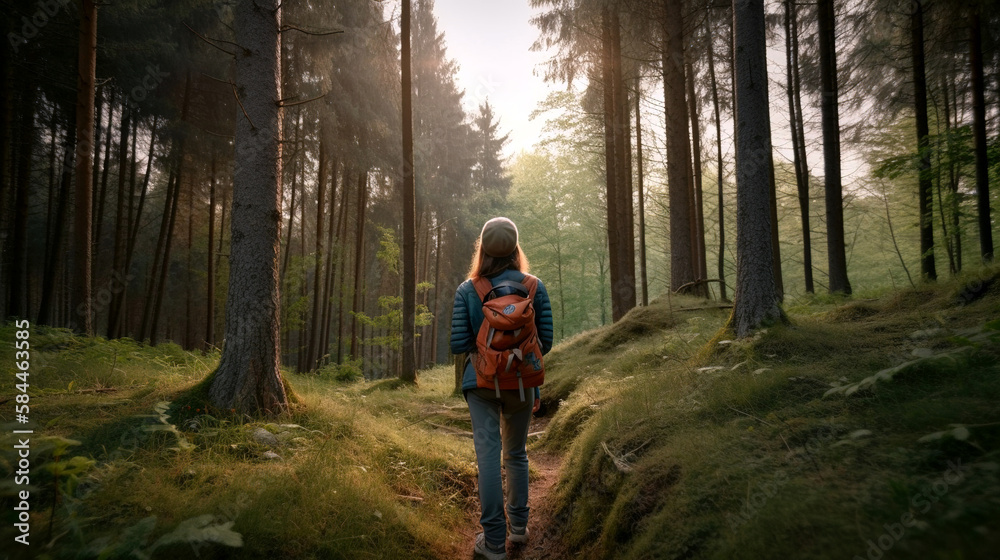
[2,265,999,559]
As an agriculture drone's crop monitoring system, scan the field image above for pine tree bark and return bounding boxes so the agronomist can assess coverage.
[210,0,288,414]
[306,135,327,371]
[280,109,301,283]
[108,107,131,336]
[768,155,784,300]
[784,0,813,293]
[635,77,649,307]
[94,92,114,249]
[335,169,353,364]
[72,0,97,335]
[0,46,11,317]
[706,14,728,301]
[319,157,339,366]
[686,58,709,296]
[401,0,417,383]
[113,116,157,339]
[350,170,367,361]
[601,7,622,316]
[206,152,217,351]
[731,0,785,338]
[90,85,103,251]
[7,84,35,319]
[817,0,851,294]
[147,74,192,345]
[610,8,636,314]
[430,215,443,362]
[139,161,175,342]
[969,9,993,262]
[38,122,75,326]
[149,150,183,346]
[912,0,936,280]
[663,0,695,294]
[942,77,962,273]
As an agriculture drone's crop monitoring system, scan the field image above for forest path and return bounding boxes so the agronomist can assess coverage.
[457,414,567,560]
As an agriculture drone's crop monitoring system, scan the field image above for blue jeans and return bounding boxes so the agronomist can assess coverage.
[466,387,533,547]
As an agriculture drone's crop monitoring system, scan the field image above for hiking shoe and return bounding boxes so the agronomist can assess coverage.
[508,525,529,544]
[474,532,507,560]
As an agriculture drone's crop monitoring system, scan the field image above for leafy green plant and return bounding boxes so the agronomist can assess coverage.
[319,359,364,383]
[76,514,242,559]
[129,401,194,451]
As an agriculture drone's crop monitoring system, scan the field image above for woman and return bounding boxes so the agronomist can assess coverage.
[450,217,554,560]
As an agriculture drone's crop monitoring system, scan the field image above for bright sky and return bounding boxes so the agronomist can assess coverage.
[431,0,554,158]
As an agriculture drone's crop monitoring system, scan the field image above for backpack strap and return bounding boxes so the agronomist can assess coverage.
[519,273,539,300]
[474,273,538,302]
[472,277,493,304]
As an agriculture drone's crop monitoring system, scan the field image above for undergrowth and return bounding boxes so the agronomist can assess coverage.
[539,268,1000,560]
[2,267,998,559]
[0,330,478,560]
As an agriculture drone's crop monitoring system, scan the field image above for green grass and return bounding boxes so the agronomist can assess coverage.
[540,267,1000,559]
[1,267,998,559]
[0,331,478,560]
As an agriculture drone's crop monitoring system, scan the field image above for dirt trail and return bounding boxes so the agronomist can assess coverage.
[457,415,567,560]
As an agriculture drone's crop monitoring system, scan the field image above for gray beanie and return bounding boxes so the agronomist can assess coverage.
[480,217,518,258]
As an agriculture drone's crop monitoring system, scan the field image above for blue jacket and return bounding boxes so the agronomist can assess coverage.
[450,269,554,396]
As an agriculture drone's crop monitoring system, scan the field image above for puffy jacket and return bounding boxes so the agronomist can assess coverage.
[450,269,554,395]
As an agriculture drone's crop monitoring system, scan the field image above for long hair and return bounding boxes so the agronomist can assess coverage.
[467,237,530,280]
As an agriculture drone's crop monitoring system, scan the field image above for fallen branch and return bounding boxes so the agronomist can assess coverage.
[601,441,634,473]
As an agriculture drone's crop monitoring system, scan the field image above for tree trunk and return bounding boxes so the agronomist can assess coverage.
[969,10,993,262]
[7,85,35,319]
[108,107,131,336]
[610,8,636,314]
[206,152,217,350]
[139,158,175,342]
[350,170,368,361]
[635,76,649,306]
[686,58,709,296]
[319,156,339,366]
[148,74,192,346]
[706,13,729,301]
[306,134,327,371]
[0,46,11,319]
[90,85,103,253]
[73,0,98,335]
[817,0,851,294]
[431,215,442,362]
[185,159,195,350]
[768,155,784,300]
[210,0,288,415]
[912,0,936,280]
[113,116,157,339]
[94,93,115,251]
[280,109,301,283]
[943,76,962,273]
[401,0,417,383]
[601,7,622,316]
[784,0,813,293]
[149,151,183,346]
[663,0,695,294]
[336,168,353,364]
[38,123,75,326]
[730,0,784,338]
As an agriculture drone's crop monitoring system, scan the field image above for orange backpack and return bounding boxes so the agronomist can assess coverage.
[472,274,545,401]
